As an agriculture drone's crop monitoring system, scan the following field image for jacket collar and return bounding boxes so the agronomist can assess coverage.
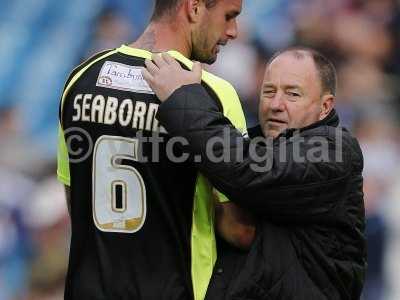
[249,109,339,139]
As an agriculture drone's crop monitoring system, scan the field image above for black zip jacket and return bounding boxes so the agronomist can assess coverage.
[157,84,367,299]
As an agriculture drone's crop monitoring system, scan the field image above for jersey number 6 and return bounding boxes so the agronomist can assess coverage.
[92,136,146,233]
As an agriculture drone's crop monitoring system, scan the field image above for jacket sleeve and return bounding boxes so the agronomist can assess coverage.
[157,84,352,223]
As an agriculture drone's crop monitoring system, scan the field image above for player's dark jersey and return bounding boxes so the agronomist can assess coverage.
[57,45,246,300]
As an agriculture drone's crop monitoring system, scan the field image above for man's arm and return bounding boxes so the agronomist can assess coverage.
[215,198,256,250]
[143,53,352,223]
[156,84,351,223]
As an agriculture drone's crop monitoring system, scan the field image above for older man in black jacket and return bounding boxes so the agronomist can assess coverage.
[143,48,366,299]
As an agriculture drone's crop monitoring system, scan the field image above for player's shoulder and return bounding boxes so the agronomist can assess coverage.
[202,69,247,132]
[63,48,117,91]
[201,69,238,97]
[201,69,242,110]
[166,50,245,127]
[167,50,238,98]
[60,48,119,116]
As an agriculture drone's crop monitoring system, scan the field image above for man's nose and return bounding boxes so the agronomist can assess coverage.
[270,93,285,111]
[226,20,238,40]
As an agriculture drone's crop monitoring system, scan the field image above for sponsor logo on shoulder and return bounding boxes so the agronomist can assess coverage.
[97,61,154,94]
[98,76,112,86]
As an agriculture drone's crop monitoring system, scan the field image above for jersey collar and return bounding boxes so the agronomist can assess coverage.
[117,45,193,69]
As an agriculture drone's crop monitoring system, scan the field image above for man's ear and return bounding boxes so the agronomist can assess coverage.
[319,94,334,120]
[186,0,204,23]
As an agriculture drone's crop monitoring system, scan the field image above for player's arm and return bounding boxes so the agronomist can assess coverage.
[215,199,256,250]
[58,124,72,216]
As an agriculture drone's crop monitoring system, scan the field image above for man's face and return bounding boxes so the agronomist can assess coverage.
[192,0,242,64]
[259,53,325,138]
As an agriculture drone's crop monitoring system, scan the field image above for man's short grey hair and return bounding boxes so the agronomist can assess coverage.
[268,47,338,96]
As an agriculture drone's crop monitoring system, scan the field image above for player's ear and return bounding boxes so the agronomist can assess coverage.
[319,94,334,120]
[186,0,205,23]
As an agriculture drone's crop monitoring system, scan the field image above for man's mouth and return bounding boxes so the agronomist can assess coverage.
[268,118,287,125]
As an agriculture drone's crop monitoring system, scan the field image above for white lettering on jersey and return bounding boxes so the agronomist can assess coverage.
[81,94,93,122]
[132,101,147,129]
[119,99,134,127]
[72,94,83,121]
[104,97,118,125]
[92,95,105,123]
[71,94,167,133]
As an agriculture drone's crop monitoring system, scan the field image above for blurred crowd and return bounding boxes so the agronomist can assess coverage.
[1,0,400,299]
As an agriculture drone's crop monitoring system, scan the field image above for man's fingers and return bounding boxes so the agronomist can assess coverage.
[141,68,154,85]
[192,61,202,82]
[145,59,159,76]
[162,53,180,67]
[152,53,168,68]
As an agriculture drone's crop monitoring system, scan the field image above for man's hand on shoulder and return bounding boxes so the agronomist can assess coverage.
[142,53,202,101]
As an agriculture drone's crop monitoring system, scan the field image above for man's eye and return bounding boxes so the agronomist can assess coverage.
[287,92,300,97]
[263,90,275,97]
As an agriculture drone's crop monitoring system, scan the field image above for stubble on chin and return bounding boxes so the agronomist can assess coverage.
[265,125,285,139]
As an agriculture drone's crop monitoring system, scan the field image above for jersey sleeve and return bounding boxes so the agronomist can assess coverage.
[57,123,71,186]
[218,82,247,136]
[56,49,118,187]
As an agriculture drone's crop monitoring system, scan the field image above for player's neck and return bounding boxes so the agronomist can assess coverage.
[130,21,191,58]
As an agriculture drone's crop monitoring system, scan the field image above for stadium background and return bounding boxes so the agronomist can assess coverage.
[0,0,399,299]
